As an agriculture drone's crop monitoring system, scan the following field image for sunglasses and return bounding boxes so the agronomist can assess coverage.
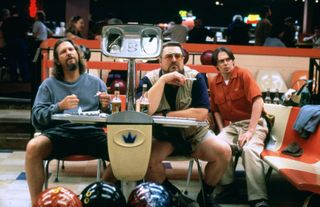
[163,53,183,60]
[217,57,232,65]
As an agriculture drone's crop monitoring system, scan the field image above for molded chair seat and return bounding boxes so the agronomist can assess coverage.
[256,69,288,93]
[290,70,309,91]
[44,155,106,189]
[43,95,126,189]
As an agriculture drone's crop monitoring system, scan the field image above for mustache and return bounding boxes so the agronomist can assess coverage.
[168,63,180,70]
[66,56,75,62]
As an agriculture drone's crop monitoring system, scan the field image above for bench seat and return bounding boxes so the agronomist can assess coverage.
[261,105,320,195]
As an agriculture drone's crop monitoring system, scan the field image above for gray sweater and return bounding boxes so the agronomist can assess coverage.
[32,73,107,130]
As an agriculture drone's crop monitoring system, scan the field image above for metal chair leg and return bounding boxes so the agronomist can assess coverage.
[97,159,102,181]
[44,160,50,189]
[183,159,194,195]
[233,149,242,171]
[303,193,315,207]
[102,159,107,169]
[265,166,273,182]
[55,160,60,182]
[195,159,206,207]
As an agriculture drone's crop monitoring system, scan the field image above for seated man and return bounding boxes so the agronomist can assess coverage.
[209,47,270,207]
[25,38,112,206]
[136,41,231,207]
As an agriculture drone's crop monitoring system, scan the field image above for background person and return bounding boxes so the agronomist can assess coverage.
[210,47,271,207]
[227,15,250,45]
[1,5,30,82]
[136,41,231,207]
[263,23,286,47]
[25,38,112,206]
[279,17,296,48]
[0,8,10,49]
[32,11,50,43]
[255,5,272,46]
[303,25,320,48]
[65,15,85,40]
[31,10,52,58]
[187,18,214,44]
[163,15,189,43]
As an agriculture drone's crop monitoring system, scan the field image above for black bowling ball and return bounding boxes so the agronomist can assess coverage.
[79,181,126,207]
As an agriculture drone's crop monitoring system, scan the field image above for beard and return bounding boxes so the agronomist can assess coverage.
[65,57,78,71]
[165,63,183,73]
[66,62,78,71]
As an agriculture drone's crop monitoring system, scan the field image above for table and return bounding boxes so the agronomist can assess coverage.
[51,113,208,128]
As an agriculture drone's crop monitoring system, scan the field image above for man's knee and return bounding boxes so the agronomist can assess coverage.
[26,136,52,159]
[212,138,232,160]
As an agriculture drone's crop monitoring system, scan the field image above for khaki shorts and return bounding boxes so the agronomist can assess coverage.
[153,125,213,155]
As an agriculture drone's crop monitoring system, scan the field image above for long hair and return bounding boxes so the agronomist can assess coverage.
[52,38,86,80]
[66,15,83,37]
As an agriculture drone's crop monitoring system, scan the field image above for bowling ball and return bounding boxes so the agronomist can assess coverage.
[79,181,126,207]
[109,79,127,94]
[182,48,189,64]
[200,50,214,65]
[127,182,172,207]
[79,45,91,61]
[35,186,82,207]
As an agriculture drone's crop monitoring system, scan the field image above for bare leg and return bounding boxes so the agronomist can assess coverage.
[192,135,231,186]
[25,135,52,206]
[145,139,174,183]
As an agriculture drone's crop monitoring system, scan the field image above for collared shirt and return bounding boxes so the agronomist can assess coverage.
[210,66,262,122]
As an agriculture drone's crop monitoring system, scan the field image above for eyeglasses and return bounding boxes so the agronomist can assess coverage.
[163,53,183,60]
[217,57,232,65]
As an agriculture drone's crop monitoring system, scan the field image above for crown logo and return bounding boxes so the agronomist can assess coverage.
[122,132,137,143]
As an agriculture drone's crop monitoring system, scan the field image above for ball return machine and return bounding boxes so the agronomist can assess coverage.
[101,24,162,196]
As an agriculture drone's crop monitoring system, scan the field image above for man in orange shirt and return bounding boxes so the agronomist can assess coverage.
[209,47,270,207]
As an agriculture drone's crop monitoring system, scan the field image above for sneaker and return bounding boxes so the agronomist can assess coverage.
[250,199,271,207]
[172,192,199,207]
[197,191,220,207]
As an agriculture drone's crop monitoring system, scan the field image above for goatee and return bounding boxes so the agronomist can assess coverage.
[67,63,77,71]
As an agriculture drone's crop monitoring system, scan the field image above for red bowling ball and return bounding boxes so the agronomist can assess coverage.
[182,48,189,64]
[200,50,214,65]
[35,186,82,207]
[109,79,127,94]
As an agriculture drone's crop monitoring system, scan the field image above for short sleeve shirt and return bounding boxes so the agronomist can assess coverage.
[210,66,262,122]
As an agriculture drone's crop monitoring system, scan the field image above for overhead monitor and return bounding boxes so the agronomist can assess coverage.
[101,24,163,59]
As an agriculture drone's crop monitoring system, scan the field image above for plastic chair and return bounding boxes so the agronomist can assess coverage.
[44,155,106,189]
[256,69,288,93]
[290,70,309,91]
[46,95,127,188]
